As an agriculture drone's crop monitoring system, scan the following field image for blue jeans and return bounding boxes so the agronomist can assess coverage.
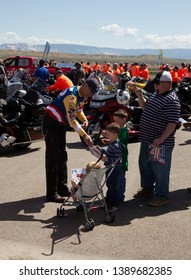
[139,142,173,199]
[106,166,125,205]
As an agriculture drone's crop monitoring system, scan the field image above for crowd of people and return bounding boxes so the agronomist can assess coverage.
[42,66,190,209]
[159,62,191,88]
[0,56,190,209]
[71,60,150,81]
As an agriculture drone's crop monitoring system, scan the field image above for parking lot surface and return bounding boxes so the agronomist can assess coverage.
[0,127,191,260]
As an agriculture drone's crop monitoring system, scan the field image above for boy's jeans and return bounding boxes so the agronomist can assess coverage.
[106,166,125,205]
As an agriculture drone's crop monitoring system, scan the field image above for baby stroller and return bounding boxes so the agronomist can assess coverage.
[56,151,118,231]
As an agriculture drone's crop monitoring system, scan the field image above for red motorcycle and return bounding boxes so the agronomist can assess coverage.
[80,74,142,145]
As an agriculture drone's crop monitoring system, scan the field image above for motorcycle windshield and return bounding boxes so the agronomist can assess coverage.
[102,73,121,91]
[31,78,47,91]
[9,70,25,83]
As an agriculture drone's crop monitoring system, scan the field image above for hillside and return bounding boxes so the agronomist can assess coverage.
[1,43,191,60]
[0,50,189,68]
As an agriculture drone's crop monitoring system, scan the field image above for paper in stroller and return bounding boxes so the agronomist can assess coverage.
[71,168,86,185]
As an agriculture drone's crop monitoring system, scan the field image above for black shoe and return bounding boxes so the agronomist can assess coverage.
[47,195,65,203]
[187,187,191,193]
[107,203,118,212]
[58,190,71,197]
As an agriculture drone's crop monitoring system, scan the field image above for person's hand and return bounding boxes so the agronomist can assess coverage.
[83,134,93,146]
[101,138,110,145]
[71,179,77,187]
[126,81,137,93]
[82,120,88,129]
[153,137,163,147]
[101,129,107,137]
[127,81,136,86]
[134,87,143,96]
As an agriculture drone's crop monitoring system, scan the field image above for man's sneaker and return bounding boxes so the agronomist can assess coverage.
[59,190,71,197]
[107,203,118,212]
[148,198,169,207]
[134,188,155,198]
[47,195,65,203]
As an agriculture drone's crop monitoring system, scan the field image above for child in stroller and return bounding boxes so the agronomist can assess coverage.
[56,157,116,230]
[70,161,101,207]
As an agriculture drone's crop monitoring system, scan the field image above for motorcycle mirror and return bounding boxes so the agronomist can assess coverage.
[0,99,7,107]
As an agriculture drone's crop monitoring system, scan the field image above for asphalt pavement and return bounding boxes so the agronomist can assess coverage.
[0,126,191,260]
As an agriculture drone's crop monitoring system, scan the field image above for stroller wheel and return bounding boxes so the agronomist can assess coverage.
[84,220,94,231]
[57,207,65,217]
[76,205,84,212]
[105,213,115,223]
[89,219,95,228]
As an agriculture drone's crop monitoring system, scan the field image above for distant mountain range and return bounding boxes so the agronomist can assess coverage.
[1,43,191,60]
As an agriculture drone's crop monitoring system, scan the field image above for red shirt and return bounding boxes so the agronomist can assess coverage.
[47,74,73,93]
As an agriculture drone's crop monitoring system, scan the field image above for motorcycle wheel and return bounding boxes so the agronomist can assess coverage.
[14,130,31,150]
[80,120,101,146]
[14,142,31,150]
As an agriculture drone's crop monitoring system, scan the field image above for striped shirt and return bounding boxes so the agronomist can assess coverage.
[104,140,123,167]
[139,90,180,147]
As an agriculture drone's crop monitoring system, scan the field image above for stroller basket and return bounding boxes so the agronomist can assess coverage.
[57,164,116,231]
[75,167,107,200]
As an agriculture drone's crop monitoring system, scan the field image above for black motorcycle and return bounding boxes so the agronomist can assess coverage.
[0,80,50,150]
[175,77,191,119]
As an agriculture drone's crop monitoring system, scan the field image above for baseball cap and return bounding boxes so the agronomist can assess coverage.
[56,70,63,74]
[153,71,172,84]
[74,62,81,67]
[86,78,100,94]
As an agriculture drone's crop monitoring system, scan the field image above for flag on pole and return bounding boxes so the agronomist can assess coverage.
[158,49,163,67]
[42,41,50,61]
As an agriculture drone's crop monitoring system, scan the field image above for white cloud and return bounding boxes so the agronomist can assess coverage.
[100,24,138,37]
[0,32,86,45]
[1,30,191,49]
[138,33,191,48]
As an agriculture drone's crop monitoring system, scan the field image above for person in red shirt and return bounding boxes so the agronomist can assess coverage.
[139,63,150,81]
[84,62,91,79]
[184,65,191,78]
[112,63,120,75]
[178,63,188,80]
[159,64,165,71]
[170,66,180,88]
[102,61,107,73]
[103,63,112,75]
[91,62,101,74]
[46,70,73,96]
[129,62,140,78]
[118,62,124,74]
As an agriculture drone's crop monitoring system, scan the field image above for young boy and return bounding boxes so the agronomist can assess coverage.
[113,109,129,203]
[102,109,129,203]
[100,122,125,211]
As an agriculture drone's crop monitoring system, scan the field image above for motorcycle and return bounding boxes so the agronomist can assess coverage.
[175,77,191,119]
[0,78,52,150]
[80,73,143,145]
[6,69,53,105]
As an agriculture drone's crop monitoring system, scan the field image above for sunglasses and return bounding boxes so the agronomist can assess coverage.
[154,80,160,85]
[154,80,167,85]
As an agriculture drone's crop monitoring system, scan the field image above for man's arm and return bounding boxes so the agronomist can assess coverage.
[135,88,147,110]
[63,95,93,146]
[153,122,177,147]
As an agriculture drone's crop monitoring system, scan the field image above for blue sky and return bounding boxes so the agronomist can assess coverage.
[1,0,191,49]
